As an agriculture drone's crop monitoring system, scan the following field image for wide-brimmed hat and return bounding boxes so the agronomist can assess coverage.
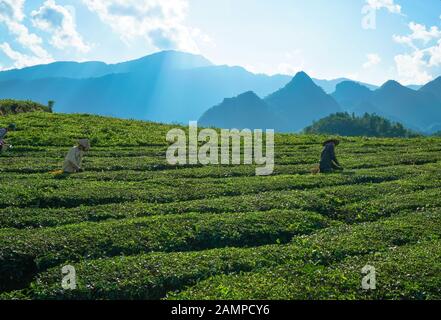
[323,139,340,146]
[78,139,91,151]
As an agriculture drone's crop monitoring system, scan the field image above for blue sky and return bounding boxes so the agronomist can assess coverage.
[0,0,440,85]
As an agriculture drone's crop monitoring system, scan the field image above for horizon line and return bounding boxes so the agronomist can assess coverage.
[0,49,439,87]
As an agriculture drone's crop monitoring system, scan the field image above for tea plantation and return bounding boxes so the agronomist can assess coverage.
[1,112,441,300]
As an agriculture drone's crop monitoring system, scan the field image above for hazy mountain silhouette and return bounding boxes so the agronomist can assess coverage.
[200,72,347,132]
[0,50,383,124]
[1,50,440,132]
[0,51,212,81]
[0,51,293,123]
[199,91,284,130]
[333,79,441,133]
[420,76,441,101]
[407,84,423,90]
[0,61,110,81]
[371,80,441,132]
[314,78,378,93]
[332,81,373,111]
[350,100,383,117]
[265,71,342,131]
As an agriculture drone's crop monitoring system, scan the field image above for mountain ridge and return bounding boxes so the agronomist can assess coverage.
[199,91,284,130]
[331,79,441,133]
[0,50,213,82]
[264,71,342,131]
[201,73,441,133]
[1,50,440,132]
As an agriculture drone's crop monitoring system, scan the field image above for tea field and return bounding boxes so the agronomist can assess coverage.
[1,112,441,300]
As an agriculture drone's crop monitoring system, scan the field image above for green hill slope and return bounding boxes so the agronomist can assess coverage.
[1,112,441,300]
[0,99,52,116]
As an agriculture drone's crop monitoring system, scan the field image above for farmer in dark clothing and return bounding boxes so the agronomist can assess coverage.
[319,139,343,173]
[0,124,16,153]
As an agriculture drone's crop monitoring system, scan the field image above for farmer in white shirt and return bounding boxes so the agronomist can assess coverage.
[63,139,91,173]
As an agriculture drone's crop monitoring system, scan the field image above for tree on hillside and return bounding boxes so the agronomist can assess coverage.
[304,112,419,138]
[48,100,55,112]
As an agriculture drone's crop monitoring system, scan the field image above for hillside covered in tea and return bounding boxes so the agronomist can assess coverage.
[1,112,441,300]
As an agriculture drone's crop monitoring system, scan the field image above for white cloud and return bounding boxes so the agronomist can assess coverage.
[394,50,433,85]
[408,22,441,43]
[32,0,90,53]
[0,42,52,69]
[4,19,52,60]
[427,40,441,67]
[393,34,414,47]
[393,22,441,47]
[0,0,25,21]
[0,0,53,68]
[363,53,381,69]
[366,0,402,14]
[81,0,208,53]
[393,21,441,85]
[190,27,215,47]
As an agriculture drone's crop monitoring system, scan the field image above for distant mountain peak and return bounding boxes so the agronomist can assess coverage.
[237,90,260,99]
[332,81,373,111]
[336,80,371,90]
[115,50,213,72]
[221,91,262,105]
[289,71,314,84]
[381,80,405,90]
[152,50,212,64]
[264,71,341,131]
[294,71,310,79]
[277,71,324,95]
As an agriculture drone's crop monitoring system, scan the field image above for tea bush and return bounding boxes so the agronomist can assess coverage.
[1,112,441,300]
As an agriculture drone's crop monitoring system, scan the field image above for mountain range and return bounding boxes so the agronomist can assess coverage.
[0,51,293,123]
[0,50,439,133]
[333,78,441,133]
[0,51,380,121]
[201,73,441,134]
[200,72,343,132]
